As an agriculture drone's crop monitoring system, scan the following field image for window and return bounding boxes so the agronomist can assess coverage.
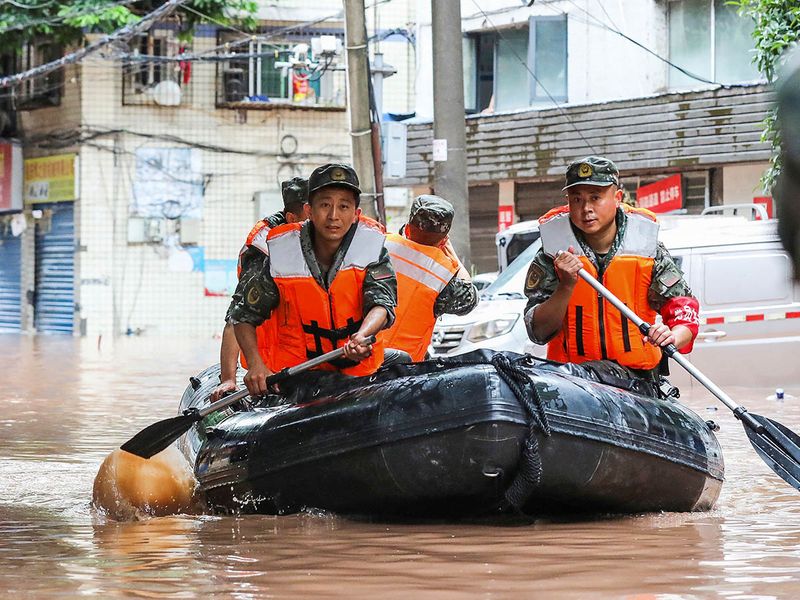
[668,0,759,88]
[122,31,190,106]
[218,37,346,108]
[15,41,63,109]
[464,16,567,114]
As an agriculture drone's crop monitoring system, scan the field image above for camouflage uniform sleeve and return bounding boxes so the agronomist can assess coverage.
[647,242,694,311]
[238,246,263,274]
[363,246,398,329]
[226,253,280,326]
[433,277,478,318]
[522,248,561,344]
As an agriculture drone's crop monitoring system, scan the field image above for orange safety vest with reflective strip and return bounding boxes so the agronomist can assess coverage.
[265,216,386,376]
[237,219,275,369]
[382,232,460,361]
[538,205,662,370]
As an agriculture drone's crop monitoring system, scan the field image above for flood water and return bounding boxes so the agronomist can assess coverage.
[1,334,799,599]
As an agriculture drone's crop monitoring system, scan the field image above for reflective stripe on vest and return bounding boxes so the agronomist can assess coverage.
[247,220,270,256]
[383,233,459,361]
[539,206,661,369]
[266,218,386,376]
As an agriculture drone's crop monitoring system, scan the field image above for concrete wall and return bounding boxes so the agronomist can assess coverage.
[722,163,770,205]
[72,29,352,338]
[13,1,420,339]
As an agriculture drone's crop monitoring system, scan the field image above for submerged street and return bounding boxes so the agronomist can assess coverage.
[1,335,798,599]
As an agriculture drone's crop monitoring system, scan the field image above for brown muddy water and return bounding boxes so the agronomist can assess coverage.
[1,335,799,599]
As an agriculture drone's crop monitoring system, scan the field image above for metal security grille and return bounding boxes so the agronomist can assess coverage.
[468,184,499,273]
[514,180,565,222]
[0,225,22,332]
[34,203,75,334]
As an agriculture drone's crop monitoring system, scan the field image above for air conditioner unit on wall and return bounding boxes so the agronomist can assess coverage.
[223,68,246,103]
[128,217,166,243]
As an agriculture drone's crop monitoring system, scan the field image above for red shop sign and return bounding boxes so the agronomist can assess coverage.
[498,205,514,231]
[753,196,773,220]
[636,174,683,214]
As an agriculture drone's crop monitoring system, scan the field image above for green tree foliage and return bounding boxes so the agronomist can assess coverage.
[0,0,258,56]
[730,1,800,189]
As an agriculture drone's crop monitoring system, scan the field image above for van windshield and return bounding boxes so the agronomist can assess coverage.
[482,239,542,300]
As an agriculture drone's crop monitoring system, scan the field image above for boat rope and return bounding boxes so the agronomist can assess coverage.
[439,353,551,512]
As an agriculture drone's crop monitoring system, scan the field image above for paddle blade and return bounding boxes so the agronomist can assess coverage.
[742,413,800,491]
[120,412,201,459]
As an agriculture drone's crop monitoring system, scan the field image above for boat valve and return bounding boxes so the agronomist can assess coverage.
[705,420,720,432]
[189,376,202,391]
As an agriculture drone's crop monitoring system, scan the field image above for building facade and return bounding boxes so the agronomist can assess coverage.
[394,0,772,272]
[0,0,417,337]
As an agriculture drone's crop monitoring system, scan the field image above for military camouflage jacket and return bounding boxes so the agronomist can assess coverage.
[523,208,693,344]
[227,219,397,328]
[434,276,478,318]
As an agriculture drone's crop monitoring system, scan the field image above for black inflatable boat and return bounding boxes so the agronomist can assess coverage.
[177,351,724,518]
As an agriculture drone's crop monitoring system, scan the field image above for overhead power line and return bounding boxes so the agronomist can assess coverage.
[0,0,188,89]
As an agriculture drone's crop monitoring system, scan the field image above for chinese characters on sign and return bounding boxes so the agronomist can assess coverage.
[636,174,683,214]
[24,154,76,204]
[498,205,514,231]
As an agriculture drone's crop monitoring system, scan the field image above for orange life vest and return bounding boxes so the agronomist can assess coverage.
[265,216,387,376]
[382,232,460,361]
[538,205,662,370]
[237,218,276,369]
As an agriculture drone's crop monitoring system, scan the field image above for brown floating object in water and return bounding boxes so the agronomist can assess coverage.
[92,446,199,520]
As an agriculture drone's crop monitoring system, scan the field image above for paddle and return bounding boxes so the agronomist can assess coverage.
[120,336,377,459]
[577,268,800,492]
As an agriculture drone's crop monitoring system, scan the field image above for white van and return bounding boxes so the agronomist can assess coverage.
[495,220,540,272]
[432,215,800,386]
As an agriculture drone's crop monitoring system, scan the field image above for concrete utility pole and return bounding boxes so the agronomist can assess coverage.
[343,0,378,219]
[431,0,471,267]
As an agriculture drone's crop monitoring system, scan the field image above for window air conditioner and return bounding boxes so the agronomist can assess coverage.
[223,68,246,102]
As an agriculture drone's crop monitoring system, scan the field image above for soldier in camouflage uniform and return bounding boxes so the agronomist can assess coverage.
[211,177,309,401]
[402,195,478,317]
[382,195,478,361]
[523,156,700,380]
[228,163,397,396]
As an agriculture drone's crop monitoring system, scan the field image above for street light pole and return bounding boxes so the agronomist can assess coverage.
[343,0,378,219]
[431,0,471,267]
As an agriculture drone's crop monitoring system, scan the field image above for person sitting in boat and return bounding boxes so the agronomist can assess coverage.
[227,163,397,396]
[523,155,700,383]
[382,195,478,361]
[211,177,310,401]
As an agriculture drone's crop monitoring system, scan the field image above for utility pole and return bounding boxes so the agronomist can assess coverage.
[431,0,471,267]
[343,0,378,220]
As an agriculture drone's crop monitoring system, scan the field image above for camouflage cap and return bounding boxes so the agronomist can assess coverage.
[408,194,454,233]
[308,163,361,195]
[281,176,308,207]
[563,156,620,191]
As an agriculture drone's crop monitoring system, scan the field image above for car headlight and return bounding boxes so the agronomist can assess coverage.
[466,314,519,342]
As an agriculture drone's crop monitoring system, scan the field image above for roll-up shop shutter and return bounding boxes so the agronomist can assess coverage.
[468,184,498,273]
[34,203,75,334]
[515,180,565,222]
[0,222,22,332]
